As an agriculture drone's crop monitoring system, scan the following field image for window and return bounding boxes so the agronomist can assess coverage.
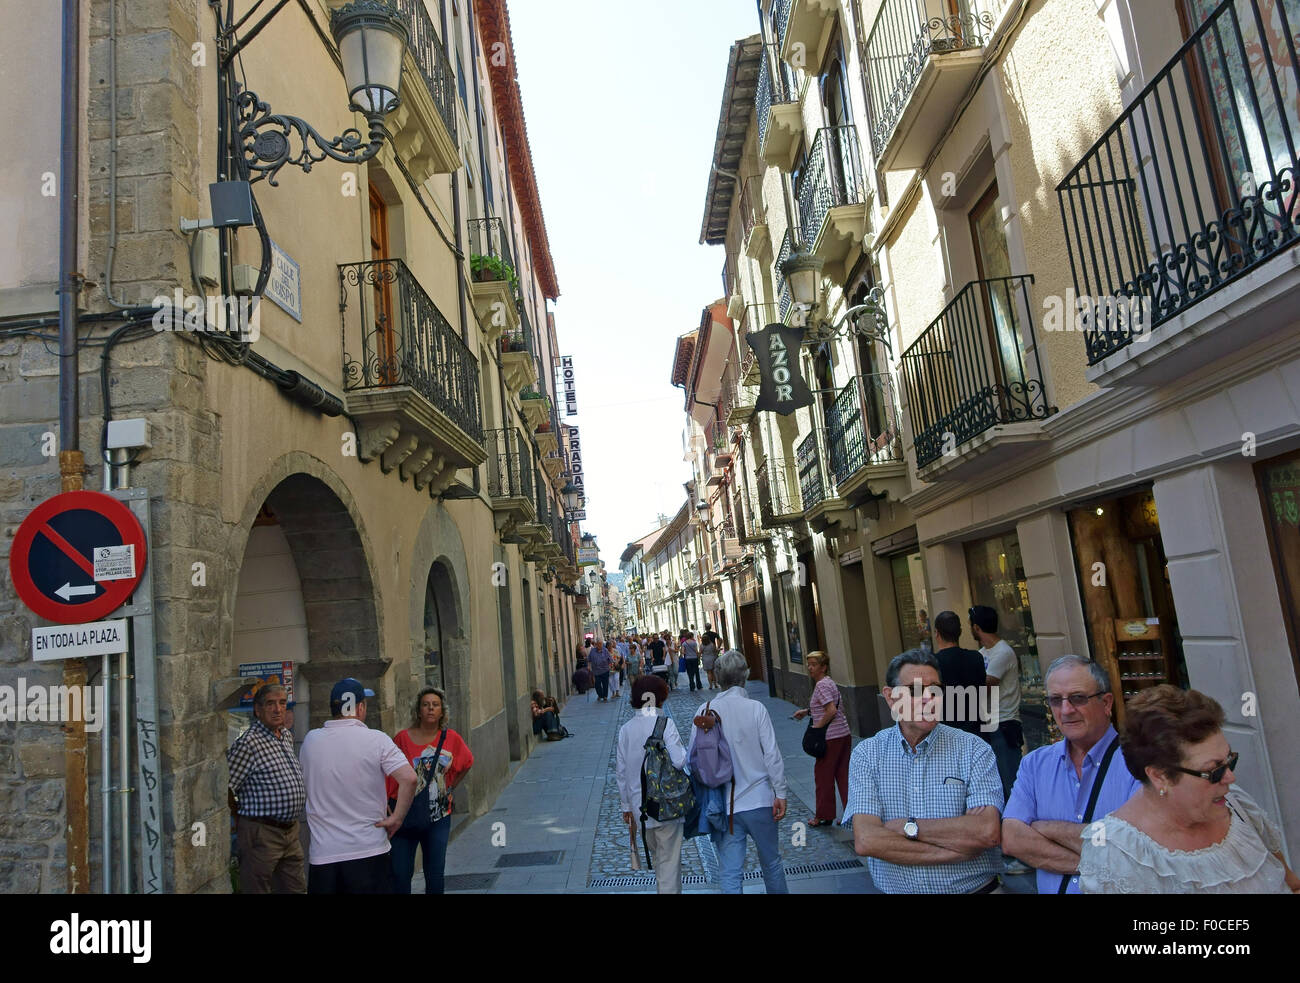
[1256,448,1300,689]
[368,184,398,384]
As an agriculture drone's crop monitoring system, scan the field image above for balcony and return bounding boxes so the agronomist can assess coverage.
[900,274,1055,478]
[501,301,538,394]
[519,390,550,430]
[774,229,801,321]
[826,374,908,502]
[756,458,804,526]
[865,0,1005,171]
[796,126,872,283]
[796,429,856,533]
[1056,0,1300,382]
[741,174,771,261]
[485,428,536,532]
[387,0,459,183]
[757,43,803,171]
[778,0,840,76]
[339,259,485,495]
[536,400,559,457]
[468,218,521,345]
[520,472,553,560]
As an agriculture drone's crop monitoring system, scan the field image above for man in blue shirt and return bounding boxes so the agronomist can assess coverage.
[1002,655,1141,894]
[843,649,1005,894]
[587,639,612,702]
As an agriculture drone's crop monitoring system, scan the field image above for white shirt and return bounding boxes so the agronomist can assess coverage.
[299,718,410,865]
[687,686,788,812]
[982,639,1021,722]
[615,709,687,828]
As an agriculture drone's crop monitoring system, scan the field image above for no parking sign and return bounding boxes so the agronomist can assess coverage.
[9,490,148,623]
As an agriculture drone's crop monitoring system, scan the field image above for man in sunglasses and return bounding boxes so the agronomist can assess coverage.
[1001,655,1141,894]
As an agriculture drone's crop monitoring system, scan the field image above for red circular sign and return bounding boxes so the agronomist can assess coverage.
[9,490,148,623]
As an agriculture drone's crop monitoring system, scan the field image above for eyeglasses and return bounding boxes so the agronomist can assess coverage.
[1172,750,1239,785]
[1046,691,1106,709]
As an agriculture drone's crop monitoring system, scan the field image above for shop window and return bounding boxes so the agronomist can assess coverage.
[780,571,804,664]
[1255,449,1300,689]
[1067,488,1189,729]
[964,533,1047,751]
[890,551,930,653]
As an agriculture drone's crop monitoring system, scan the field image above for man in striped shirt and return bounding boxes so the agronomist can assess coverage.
[843,650,1005,894]
[226,684,307,893]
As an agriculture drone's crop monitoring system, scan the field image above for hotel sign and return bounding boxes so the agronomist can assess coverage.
[747,323,813,416]
[567,425,585,517]
[558,355,578,417]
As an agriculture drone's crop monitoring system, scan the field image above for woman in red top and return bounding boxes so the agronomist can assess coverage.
[388,687,473,894]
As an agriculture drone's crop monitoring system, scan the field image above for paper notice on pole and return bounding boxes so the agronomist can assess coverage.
[93,544,136,581]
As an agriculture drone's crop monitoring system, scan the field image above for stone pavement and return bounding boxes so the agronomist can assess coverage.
[428,677,1038,894]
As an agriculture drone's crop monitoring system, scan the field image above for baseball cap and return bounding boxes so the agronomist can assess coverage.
[329,677,375,715]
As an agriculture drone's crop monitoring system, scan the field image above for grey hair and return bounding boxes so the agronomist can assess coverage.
[714,650,750,689]
[1046,655,1111,695]
[253,684,287,708]
[885,648,942,688]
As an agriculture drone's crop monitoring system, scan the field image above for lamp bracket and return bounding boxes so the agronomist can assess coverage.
[235,88,389,186]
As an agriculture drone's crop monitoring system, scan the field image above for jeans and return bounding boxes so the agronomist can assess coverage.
[308,852,393,894]
[532,710,559,737]
[684,658,701,691]
[987,722,1023,803]
[389,815,452,894]
[594,671,610,700]
[716,806,788,894]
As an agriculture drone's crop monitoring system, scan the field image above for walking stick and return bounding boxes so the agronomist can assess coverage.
[629,814,642,870]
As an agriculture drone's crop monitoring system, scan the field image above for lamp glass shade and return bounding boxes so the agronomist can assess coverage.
[788,264,818,307]
[561,482,579,510]
[333,2,409,115]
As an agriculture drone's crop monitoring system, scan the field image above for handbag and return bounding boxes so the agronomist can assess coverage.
[801,692,841,759]
[394,728,448,835]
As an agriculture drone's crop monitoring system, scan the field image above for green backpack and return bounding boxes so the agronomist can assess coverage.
[639,717,695,867]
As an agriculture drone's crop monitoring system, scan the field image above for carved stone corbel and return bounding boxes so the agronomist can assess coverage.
[356,418,402,463]
[380,432,419,474]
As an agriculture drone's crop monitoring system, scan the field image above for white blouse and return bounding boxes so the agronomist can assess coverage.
[1078,787,1289,894]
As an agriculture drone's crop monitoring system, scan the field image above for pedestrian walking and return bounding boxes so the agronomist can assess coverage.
[648,633,670,682]
[971,604,1027,875]
[688,650,789,894]
[700,626,721,689]
[616,675,688,894]
[299,678,417,894]
[610,640,624,698]
[388,687,474,894]
[226,683,307,894]
[680,630,702,692]
[792,651,850,826]
[931,610,988,737]
[588,638,613,702]
[625,637,643,682]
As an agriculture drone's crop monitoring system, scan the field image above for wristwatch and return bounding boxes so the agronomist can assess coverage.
[903,818,920,840]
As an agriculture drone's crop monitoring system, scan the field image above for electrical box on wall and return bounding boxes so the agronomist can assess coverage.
[194,230,220,287]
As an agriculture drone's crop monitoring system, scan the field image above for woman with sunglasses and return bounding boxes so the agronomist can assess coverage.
[1078,686,1299,893]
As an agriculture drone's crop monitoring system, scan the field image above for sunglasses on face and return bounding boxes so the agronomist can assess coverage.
[1046,691,1105,709]
[1172,750,1239,785]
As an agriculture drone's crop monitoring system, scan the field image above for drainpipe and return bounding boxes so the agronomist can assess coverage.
[58,0,91,894]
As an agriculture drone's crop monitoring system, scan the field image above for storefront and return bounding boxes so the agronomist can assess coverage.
[734,566,767,683]
[1065,486,1189,728]
[964,532,1048,751]
[1255,448,1300,687]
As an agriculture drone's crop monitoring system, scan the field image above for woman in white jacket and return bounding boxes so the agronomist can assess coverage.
[615,674,687,893]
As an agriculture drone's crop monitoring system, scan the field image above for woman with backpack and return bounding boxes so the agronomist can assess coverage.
[615,674,688,893]
[688,650,789,894]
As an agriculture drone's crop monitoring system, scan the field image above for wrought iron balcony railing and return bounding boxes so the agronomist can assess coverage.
[774,0,793,48]
[485,427,534,501]
[796,126,870,246]
[339,258,482,442]
[535,474,552,528]
[774,227,801,320]
[900,274,1053,468]
[1057,0,1300,364]
[756,458,803,524]
[468,217,516,285]
[740,174,764,245]
[394,0,457,144]
[756,42,798,157]
[796,429,831,510]
[826,374,905,485]
[864,0,1000,158]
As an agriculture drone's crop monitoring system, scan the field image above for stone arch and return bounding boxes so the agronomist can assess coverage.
[225,452,387,732]
[405,505,471,736]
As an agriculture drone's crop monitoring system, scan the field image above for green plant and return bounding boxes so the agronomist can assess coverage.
[469,253,519,293]
[520,387,542,399]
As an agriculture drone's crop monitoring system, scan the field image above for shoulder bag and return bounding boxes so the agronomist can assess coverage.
[394,728,448,835]
[1057,733,1120,893]
[802,687,841,759]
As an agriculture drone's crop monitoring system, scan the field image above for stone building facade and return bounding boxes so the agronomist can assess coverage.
[1,0,584,892]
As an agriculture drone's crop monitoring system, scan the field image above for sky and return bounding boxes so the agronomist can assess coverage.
[508,0,759,568]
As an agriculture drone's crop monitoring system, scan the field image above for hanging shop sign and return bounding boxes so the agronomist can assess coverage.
[557,355,578,416]
[567,425,585,509]
[746,323,813,416]
[9,491,148,623]
[577,547,600,566]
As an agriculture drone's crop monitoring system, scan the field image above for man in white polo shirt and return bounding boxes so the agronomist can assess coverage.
[300,677,417,893]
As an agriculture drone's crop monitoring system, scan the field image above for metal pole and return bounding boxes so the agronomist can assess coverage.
[58,0,90,895]
[101,651,111,893]
[119,645,131,891]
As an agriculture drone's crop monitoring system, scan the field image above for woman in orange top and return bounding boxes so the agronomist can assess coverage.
[388,687,473,894]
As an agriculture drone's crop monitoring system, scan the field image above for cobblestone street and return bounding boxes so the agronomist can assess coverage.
[435,680,880,893]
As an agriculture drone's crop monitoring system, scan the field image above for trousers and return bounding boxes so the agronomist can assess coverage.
[716,806,788,894]
[593,671,610,700]
[684,658,702,691]
[813,735,851,822]
[645,820,684,894]
[389,815,452,894]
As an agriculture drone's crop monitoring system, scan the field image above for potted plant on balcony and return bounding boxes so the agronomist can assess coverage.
[519,387,542,400]
[470,253,519,293]
[536,420,552,434]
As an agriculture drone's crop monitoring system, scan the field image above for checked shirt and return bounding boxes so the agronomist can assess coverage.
[842,722,1004,893]
[227,718,306,822]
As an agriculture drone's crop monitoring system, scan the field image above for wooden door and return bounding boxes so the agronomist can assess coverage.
[368,185,398,384]
[969,181,1026,408]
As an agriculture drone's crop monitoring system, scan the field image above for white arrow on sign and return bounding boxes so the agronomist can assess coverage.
[55,583,97,601]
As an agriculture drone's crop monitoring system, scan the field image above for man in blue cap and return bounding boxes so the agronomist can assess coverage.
[299,677,417,893]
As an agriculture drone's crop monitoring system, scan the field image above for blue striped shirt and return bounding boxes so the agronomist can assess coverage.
[843,722,1004,894]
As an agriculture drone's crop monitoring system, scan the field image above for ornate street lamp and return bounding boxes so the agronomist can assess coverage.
[779,245,892,354]
[220,0,409,187]
[561,481,580,512]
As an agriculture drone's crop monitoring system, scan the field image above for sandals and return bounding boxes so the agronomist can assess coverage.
[809,818,833,827]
